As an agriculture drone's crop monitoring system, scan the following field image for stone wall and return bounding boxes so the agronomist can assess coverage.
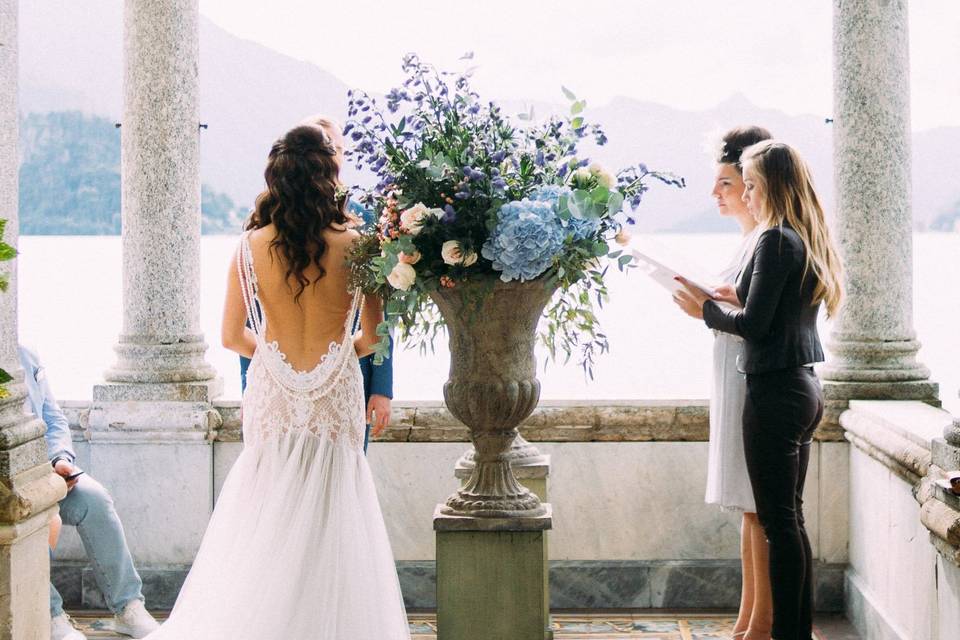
[841,401,960,640]
[51,400,848,611]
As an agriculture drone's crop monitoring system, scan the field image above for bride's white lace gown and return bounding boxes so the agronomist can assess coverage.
[146,234,410,640]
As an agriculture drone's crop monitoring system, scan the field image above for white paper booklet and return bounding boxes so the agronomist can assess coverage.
[629,237,718,297]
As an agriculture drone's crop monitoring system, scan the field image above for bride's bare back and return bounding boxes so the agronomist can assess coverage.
[246,224,356,371]
[222,223,381,370]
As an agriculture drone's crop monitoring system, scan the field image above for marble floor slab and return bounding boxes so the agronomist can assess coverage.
[68,611,856,639]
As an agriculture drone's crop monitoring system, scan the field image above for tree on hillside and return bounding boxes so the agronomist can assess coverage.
[19,111,244,235]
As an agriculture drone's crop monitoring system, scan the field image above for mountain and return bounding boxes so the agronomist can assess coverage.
[20,0,355,213]
[18,1,960,232]
[19,111,244,235]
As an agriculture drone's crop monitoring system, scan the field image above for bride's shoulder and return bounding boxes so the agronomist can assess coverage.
[326,224,361,243]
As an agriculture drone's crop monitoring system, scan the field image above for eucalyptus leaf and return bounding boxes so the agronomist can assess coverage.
[605,191,625,216]
[561,86,577,101]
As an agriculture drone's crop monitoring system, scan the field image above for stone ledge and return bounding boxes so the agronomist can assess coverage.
[840,400,960,566]
[840,401,949,483]
[63,399,850,443]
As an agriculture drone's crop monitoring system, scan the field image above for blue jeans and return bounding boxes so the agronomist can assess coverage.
[50,475,144,617]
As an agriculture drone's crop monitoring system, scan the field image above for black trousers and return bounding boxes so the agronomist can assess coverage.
[743,367,824,640]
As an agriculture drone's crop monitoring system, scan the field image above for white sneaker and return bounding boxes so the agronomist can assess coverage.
[51,613,87,640]
[111,599,160,638]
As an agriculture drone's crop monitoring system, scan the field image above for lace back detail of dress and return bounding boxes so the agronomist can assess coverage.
[237,233,367,451]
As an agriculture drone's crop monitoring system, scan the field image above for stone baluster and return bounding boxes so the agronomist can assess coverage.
[0,2,69,636]
[821,0,939,434]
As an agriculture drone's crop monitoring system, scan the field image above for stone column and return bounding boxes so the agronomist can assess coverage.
[85,0,222,588]
[821,0,938,433]
[0,3,69,637]
[106,0,215,387]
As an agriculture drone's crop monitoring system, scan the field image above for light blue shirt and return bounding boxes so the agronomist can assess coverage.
[18,346,75,463]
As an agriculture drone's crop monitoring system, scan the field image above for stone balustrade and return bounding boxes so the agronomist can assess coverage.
[63,398,854,445]
[839,400,960,640]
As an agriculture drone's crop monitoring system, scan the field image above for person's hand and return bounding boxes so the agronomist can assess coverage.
[367,394,392,438]
[672,288,704,319]
[53,459,80,491]
[712,283,741,307]
[672,276,713,320]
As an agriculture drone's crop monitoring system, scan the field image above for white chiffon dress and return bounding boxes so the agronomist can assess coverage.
[145,234,411,640]
[704,230,759,513]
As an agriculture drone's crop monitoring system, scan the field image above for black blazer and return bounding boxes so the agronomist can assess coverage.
[703,225,824,374]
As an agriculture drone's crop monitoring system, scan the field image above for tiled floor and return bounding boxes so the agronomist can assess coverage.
[69,611,859,639]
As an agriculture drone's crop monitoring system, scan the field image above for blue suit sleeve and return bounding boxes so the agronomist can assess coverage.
[366,333,394,399]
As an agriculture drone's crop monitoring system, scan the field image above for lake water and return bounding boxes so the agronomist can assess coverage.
[16,234,960,416]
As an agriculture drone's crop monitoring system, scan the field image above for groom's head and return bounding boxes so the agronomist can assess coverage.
[299,114,344,169]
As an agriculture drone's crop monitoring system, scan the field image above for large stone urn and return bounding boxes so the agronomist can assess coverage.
[429,277,556,518]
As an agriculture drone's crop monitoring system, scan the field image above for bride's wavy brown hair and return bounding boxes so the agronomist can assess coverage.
[245,123,349,302]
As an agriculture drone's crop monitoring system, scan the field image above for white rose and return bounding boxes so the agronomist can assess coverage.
[399,203,442,235]
[387,261,417,291]
[398,250,421,265]
[589,162,616,189]
[572,167,593,185]
[441,240,477,267]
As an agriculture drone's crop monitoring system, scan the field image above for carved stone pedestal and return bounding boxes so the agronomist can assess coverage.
[435,507,553,640]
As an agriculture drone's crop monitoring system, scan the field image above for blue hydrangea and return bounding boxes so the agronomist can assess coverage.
[529,184,569,204]
[482,199,565,282]
[530,185,601,242]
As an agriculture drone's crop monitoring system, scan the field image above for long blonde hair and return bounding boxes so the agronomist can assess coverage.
[741,140,844,317]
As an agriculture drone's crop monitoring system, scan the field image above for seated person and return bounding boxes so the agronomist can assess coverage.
[19,346,161,640]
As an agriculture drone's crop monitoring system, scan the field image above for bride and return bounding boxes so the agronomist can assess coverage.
[145,120,410,639]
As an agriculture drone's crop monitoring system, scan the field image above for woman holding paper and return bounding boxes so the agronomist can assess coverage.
[674,126,773,640]
[676,140,843,640]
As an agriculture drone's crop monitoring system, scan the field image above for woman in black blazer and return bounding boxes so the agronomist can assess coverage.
[675,140,843,640]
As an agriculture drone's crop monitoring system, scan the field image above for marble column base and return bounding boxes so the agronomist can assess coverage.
[819,379,940,437]
[820,338,931,383]
[104,335,217,384]
[435,505,552,640]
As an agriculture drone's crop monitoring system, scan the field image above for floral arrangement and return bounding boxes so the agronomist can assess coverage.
[345,54,683,376]
[0,219,16,398]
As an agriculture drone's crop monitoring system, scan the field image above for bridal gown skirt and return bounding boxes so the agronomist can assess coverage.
[145,427,411,640]
[704,332,756,513]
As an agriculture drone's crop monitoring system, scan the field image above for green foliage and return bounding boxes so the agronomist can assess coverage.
[345,57,684,377]
[19,111,245,235]
[0,217,15,397]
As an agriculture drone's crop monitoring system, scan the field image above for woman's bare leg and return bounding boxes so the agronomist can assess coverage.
[49,512,62,549]
[733,513,755,635]
[744,512,773,639]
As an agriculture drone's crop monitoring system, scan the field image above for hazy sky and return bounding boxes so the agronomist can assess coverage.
[198,0,960,131]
